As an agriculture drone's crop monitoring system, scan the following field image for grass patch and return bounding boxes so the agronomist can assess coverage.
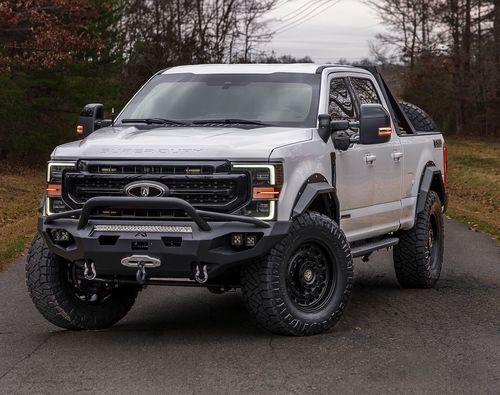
[445,139,499,240]
[0,166,45,271]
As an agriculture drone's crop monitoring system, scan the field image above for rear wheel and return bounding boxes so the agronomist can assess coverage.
[26,235,138,330]
[393,191,444,288]
[241,212,353,336]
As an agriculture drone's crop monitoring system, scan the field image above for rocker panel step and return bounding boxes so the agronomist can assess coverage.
[351,237,399,258]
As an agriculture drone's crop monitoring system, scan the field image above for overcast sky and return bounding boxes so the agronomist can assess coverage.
[264,0,384,62]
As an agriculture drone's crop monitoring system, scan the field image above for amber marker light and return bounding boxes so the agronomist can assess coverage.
[253,186,280,200]
[46,184,62,197]
[378,127,392,137]
[76,125,84,135]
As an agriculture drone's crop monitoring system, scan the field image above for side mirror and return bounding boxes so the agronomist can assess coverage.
[76,103,105,138]
[358,104,392,145]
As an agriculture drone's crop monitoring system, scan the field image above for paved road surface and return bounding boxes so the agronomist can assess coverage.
[0,219,498,394]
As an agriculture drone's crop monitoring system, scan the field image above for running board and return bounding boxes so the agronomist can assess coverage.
[350,237,399,258]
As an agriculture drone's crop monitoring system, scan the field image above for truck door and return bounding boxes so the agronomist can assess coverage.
[327,75,377,241]
[349,76,403,235]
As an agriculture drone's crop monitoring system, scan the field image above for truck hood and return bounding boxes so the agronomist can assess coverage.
[52,126,313,160]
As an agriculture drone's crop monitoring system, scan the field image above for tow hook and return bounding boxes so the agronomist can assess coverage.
[194,264,208,284]
[121,255,161,285]
[83,261,97,280]
[136,262,147,285]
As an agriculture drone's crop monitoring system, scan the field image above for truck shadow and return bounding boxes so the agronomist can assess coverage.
[60,269,496,343]
[95,276,412,339]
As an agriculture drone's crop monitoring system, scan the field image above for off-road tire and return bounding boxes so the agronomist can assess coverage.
[26,234,138,330]
[399,101,438,133]
[241,212,353,336]
[393,191,444,288]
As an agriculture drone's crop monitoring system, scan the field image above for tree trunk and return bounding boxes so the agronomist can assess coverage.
[495,0,500,120]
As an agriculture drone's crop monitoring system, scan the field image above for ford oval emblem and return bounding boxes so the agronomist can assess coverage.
[124,181,169,198]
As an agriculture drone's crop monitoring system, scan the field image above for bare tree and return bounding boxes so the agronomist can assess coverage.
[367,0,498,135]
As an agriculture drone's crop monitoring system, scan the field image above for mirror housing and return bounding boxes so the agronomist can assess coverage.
[358,104,392,145]
[317,114,332,142]
[76,103,104,138]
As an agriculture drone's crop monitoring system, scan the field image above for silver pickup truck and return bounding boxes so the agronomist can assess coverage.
[27,64,447,336]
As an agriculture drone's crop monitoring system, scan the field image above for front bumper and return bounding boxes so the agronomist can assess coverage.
[40,197,290,279]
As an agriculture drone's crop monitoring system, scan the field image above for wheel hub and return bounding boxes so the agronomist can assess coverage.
[303,268,315,284]
[286,242,335,312]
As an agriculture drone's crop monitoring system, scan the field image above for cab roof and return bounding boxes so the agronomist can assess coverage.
[161,63,358,75]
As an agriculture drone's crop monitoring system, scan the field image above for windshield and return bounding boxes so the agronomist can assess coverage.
[117,73,321,128]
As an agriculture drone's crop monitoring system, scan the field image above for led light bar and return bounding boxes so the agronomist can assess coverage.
[93,225,192,233]
[232,164,276,184]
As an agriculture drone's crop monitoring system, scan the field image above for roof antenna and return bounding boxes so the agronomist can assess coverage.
[111,107,115,127]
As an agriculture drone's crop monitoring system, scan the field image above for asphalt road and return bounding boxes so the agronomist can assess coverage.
[0,219,498,394]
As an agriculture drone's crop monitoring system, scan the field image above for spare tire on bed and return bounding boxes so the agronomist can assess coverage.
[399,101,438,133]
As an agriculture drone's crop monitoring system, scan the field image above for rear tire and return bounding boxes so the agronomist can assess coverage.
[399,101,438,133]
[26,235,138,330]
[241,212,353,336]
[393,191,444,288]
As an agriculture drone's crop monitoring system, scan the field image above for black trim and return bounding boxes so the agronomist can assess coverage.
[351,237,399,258]
[315,65,354,74]
[292,174,340,224]
[416,165,446,214]
[360,66,416,135]
[330,152,336,187]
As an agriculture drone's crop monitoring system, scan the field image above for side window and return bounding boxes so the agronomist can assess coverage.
[328,78,356,120]
[350,78,381,105]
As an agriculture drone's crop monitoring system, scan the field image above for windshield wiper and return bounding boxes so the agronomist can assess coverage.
[121,118,189,126]
[191,118,272,127]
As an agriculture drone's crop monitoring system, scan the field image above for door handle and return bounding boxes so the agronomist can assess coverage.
[364,154,377,164]
[392,152,403,162]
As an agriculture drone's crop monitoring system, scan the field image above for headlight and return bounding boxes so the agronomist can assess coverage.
[45,161,76,215]
[232,163,283,220]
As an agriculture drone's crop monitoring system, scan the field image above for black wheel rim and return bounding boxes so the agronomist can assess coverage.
[66,262,113,305]
[286,242,336,312]
[425,213,440,270]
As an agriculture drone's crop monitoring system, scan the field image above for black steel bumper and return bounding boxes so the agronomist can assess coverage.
[40,197,290,279]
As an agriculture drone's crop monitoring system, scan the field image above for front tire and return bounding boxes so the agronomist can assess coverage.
[26,235,138,330]
[241,212,353,336]
[393,191,444,288]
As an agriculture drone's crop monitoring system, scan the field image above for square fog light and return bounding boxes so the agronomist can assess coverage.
[231,233,244,246]
[245,235,257,247]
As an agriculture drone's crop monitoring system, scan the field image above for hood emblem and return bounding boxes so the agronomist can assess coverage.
[124,181,169,198]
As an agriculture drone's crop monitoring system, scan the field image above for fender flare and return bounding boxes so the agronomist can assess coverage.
[291,174,340,224]
[416,165,446,214]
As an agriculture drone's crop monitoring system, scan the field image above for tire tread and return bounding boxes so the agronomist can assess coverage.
[241,212,353,336]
